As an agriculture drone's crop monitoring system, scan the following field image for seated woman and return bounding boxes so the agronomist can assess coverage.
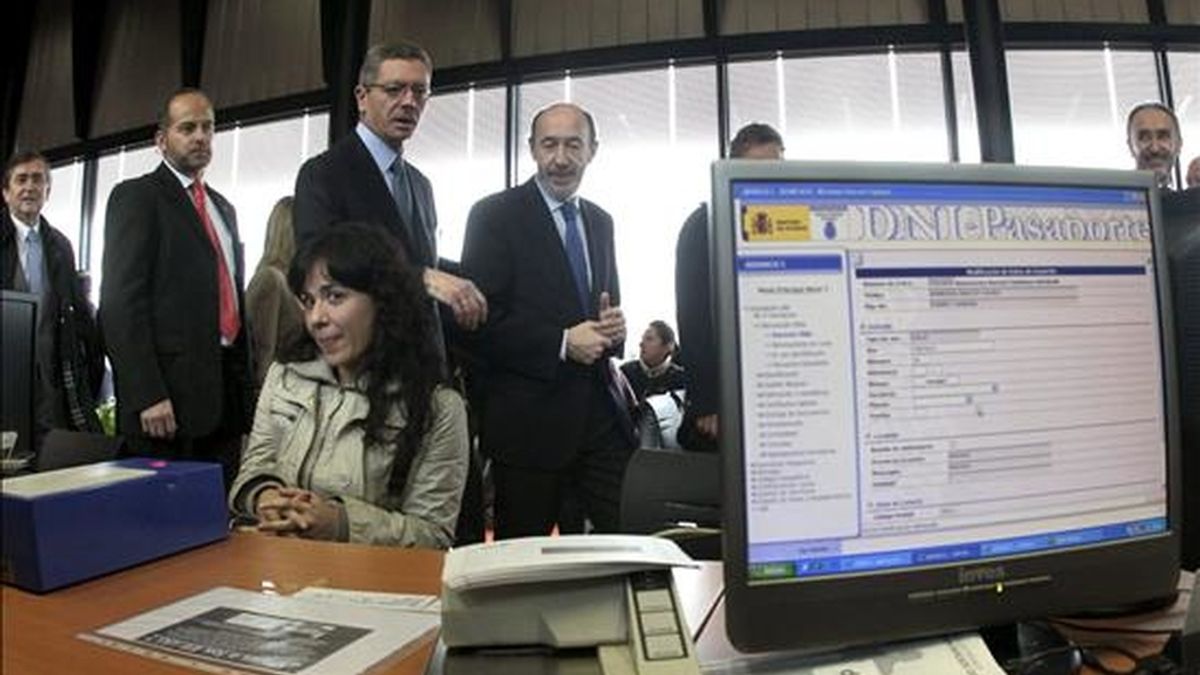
[229,222,467,548]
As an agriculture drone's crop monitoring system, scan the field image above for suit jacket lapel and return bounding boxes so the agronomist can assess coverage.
[347,134,425,259]
[0,218,22,290]
[410,171,436,263]
[207,189,244,281]
[580,201,606,302]
[522,179,592,318]
[154,163,212,251]
[154,164,243,282]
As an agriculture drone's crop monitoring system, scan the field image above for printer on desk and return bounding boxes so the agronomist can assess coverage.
[1,458,228,592]
[440,535,702,675]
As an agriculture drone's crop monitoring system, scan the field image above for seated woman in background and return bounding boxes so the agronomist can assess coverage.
[229,222,467,549]
[245,196,305,387]
[620,320,687,402]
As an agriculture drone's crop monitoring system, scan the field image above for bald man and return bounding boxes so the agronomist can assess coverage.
[1126,102,1183,190]
[101,88,252,487]
[461,102,633,538]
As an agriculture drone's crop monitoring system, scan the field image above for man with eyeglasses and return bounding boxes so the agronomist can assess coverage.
[294,42,487,545]
[294,42,487,343]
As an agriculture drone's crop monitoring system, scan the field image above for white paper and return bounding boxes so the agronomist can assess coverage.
[702,633,1006,675]
[2,462,154,498]
[442,534,698,590]
[86,586,439,675]
[292,587,441,614]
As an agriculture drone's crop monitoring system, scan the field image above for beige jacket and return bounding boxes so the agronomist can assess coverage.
[230,359,468,549]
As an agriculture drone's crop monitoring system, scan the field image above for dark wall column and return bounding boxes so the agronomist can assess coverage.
[320,0,371,144]
[962,0,1013,163]
[930,0,960,162]
[71,0,107,144]
[1147,0,1180,188]
[1,2,36,157]
[181,0,208,89]
[499,0,518,188]
[705,0,729,158]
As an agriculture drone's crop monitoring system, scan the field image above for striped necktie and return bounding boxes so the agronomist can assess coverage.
[561,201,590,313]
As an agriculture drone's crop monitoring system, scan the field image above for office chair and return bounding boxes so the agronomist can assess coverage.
[619,448,722,559]
[35,429,124,472]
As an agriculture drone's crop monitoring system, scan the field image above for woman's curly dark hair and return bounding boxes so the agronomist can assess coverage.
[281,222,443,488]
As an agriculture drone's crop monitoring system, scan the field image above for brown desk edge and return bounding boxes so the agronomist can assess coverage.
[2,532,444,674]
[3,532,726,675]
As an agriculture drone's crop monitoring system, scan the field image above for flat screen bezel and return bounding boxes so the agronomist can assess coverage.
[713,160,1182,653]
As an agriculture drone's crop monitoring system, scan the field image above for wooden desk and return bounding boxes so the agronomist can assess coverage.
[2,532,444,674]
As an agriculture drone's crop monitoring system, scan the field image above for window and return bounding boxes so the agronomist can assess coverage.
[951,51,981,163]
[1006,49,1159,171]
[1169,51,1198,183]
[517,64,719,359]
[206,112,329,278]
[87,112,329,304]
[43,160,85,263]
[727,51,951,162]
[405,86,507,263]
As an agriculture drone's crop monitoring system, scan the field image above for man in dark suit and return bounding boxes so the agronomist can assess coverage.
[294,42,486,336]
[100,89,252,487]
[294,42,487,543]
[462,102,633,539]
[2,151,104,436]
[674,123,783,452]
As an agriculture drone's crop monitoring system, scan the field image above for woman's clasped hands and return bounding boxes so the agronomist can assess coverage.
[254,486,343,540]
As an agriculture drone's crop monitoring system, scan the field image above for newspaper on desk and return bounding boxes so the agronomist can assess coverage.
[702,632,1006,675]
[292,586,441,614]
[79,586,439,675]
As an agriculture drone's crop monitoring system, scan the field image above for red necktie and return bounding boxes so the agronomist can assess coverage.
[190,181,240,342]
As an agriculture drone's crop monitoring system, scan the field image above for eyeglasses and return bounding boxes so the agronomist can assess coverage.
[363,82,431,101]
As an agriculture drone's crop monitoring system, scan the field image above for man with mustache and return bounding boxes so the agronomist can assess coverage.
[462,102,634,538]
[294,42,486,350]
[1126,102,1183,191]
[100,88,253,488]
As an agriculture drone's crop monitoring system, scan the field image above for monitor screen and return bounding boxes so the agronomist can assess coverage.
[1,290,39,461]
[714,161,1182,653]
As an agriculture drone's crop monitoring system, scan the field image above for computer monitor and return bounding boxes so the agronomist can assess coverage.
[1,290,39,460]
[712,161,1182,653]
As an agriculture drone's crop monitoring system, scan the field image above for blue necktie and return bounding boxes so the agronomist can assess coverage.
[390,157,430,263]
[561,201,590,313]
[25,228,44,297]
[390,156,415,226]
